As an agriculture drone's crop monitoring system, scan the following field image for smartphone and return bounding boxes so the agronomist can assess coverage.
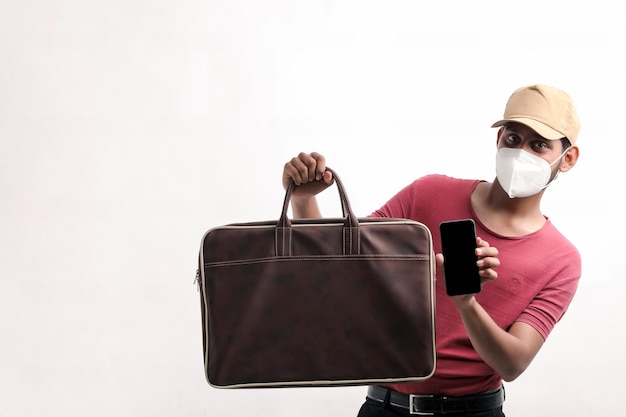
[439,219,481,296]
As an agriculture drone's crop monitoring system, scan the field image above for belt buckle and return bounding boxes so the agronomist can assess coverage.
[409,394,435,416]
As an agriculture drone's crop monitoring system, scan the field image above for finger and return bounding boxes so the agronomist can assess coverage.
[476,236,492,248]
[435,253,444,268]
[283,160,304,186]
[321,169,334,185]
[479,267,498,282]
[294,152,320,182]
[475,242,498,259]
[310,152,326,180]
[477,256,500,270]
[296,152,317,182]
[287,154,315,185]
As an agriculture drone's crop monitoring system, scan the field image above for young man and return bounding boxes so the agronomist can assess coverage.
[281,84,581,416]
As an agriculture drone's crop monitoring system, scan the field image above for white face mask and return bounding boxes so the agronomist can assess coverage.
[495,148,566,198]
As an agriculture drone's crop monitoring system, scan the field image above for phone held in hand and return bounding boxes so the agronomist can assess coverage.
[439,219,482,296]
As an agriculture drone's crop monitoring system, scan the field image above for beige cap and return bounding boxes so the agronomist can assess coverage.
[491,84,580,144]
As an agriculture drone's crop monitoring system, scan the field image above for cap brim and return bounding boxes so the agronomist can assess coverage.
[491,117,564,140]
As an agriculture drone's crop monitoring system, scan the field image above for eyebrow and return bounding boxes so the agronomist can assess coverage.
[505,125,549,142]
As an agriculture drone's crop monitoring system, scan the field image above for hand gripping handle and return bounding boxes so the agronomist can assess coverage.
[276,167,360,256]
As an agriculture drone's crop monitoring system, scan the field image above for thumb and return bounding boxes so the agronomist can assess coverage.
[322,170,334,185]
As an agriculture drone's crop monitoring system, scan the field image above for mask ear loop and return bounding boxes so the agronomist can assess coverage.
[543,148,569,190]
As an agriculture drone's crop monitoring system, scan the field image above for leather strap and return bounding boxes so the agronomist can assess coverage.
[367,385,505,415]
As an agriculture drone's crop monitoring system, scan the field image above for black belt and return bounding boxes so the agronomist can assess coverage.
[367,385,505,415]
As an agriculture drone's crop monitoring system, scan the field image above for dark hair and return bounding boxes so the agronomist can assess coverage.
[561,137,572,151]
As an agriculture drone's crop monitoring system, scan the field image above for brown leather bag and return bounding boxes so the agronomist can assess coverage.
[197,168,435,388]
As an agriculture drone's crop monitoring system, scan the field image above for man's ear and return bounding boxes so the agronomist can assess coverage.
[560,145,579,172]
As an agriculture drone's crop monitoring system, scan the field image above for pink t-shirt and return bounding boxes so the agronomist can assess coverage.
[371,174,581,396]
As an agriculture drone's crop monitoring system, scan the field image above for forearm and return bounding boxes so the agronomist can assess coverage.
[291,196,322,219]
[455,297,542,381]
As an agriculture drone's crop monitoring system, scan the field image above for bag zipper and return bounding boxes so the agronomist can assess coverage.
[194,268,201,292]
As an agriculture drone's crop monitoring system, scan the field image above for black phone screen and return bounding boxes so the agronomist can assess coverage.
[439,219,481,296]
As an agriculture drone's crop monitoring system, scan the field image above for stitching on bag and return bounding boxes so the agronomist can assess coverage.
[287,227,292,256]
[349,228,353,255]
[343,227,357,255]
[275,226,292,257]
[205,255,431,268]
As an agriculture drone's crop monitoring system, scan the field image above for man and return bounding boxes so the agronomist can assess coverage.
[281,84,581,416]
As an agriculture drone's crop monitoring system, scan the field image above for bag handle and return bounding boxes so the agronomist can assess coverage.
[276,167,360,256]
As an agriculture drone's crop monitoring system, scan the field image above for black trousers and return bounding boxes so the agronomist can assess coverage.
[356,397,506,417]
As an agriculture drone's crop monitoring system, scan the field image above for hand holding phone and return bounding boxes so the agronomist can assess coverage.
[439,219,481,296]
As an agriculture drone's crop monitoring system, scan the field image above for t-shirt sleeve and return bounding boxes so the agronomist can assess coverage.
[516,251,581,340]
[369,181,416,218]
[369,175,447,219]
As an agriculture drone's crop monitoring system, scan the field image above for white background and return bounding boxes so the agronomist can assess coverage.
[1,1,623,416]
